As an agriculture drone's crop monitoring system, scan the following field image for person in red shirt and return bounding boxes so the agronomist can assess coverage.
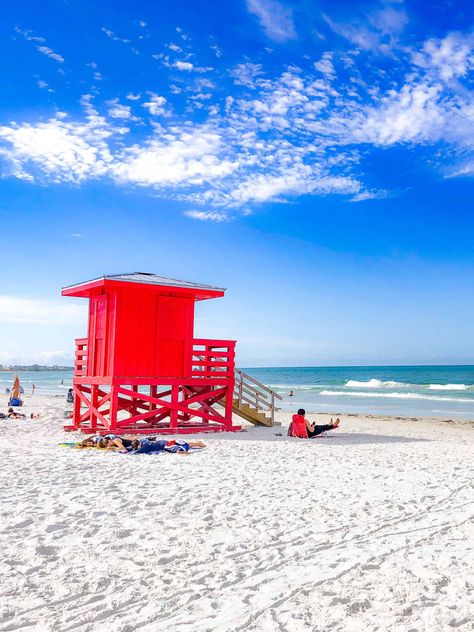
[289,408,340,438]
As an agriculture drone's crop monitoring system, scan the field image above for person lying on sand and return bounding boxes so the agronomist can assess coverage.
[128,438,206,454]
[6,407,40,420]
[77,434,136,449]
[288,408,340,438]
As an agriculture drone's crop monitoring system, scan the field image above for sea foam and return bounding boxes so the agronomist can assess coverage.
[320,390,471,403]
[345,379,407,388]
[428,384,469,391]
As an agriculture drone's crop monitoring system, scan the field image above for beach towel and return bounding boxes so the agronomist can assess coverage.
[288,414,308,438]
[164,440,190,453]
[58,442,105,449]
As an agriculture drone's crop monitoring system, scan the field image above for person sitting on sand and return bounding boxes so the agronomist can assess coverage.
[288,408,340,438]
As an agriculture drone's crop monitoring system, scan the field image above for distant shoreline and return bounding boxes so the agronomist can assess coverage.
[0,366,73,372]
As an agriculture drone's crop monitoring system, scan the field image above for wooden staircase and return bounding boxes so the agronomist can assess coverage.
[230,369,283,427]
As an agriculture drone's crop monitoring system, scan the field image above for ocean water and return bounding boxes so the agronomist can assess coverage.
[0,370,74,398]
[2,365,473,420]
[243,365,474,420]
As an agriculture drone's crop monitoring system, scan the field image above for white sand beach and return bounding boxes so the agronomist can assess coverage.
[0,395,473,632]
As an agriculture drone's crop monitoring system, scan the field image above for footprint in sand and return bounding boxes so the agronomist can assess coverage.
[6,518,34,530]
[35,544,58,557]
[45,522,67,533]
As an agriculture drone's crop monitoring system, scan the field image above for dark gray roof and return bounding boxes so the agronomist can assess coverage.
[64,272,225,292]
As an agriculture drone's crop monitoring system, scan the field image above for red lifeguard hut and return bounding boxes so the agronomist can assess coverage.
[62,272,240,434]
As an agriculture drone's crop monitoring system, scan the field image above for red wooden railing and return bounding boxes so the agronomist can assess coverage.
[74,338,88,376]
[74,337,235,379]
[190,338,235,379]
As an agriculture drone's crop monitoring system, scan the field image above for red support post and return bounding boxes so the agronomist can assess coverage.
[170,384,178,429]
[90,384,98,433]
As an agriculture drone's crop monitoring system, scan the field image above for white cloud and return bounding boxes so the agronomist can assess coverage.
[36,79,53,92]
[228,170,360,205]
[0,349,74,366]
[112,128,238,187]
[0,296,86,325]
[37,45,64,63]
[1,29,473,210]
[175,61,194,71]
[14,27,45,43]
[142,93,169,116]
[167,60,213,73]
[350,189,388,202]
[412,33,474,81]
[101,28,131,44]
[184,210,229,222]
[323,6,408,53]
[0,113,114,183]
[246,0,296,42]
[354,83,445,145]
[313,52,335,77]
[229,63,264,87]
[107,99,133,119]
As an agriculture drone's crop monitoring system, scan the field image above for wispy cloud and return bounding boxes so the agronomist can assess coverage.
[1,30,473,220]
[101,27,131,44]
[0,296,86,325]
[107,99,133,119]
[163,59,213,73]
[14,26,45,43]
[37,45,64,63]
[184,210,229,222]
[246,0,296,42]
[412,32,474,81]
[14,27,64,62]
[323,5,408,53]
[0,108,115,183]
[0,349,74,366]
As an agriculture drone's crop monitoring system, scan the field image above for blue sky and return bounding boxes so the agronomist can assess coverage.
[0,0,473,366]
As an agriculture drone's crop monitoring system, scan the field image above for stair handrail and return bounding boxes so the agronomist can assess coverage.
[235,369,283,399]
[234,369,282,426]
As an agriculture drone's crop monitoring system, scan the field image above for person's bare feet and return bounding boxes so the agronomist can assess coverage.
[333,418,341,428]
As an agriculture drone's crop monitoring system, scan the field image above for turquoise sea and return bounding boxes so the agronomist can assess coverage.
[2,365,473,420]
[244,365,474,420]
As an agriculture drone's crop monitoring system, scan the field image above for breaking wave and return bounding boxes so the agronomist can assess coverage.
[319,390,471,403]
[345,379,407,388]
[428,384,470,391]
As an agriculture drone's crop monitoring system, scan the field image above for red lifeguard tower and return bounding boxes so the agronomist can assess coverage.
[62,272,240,434]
